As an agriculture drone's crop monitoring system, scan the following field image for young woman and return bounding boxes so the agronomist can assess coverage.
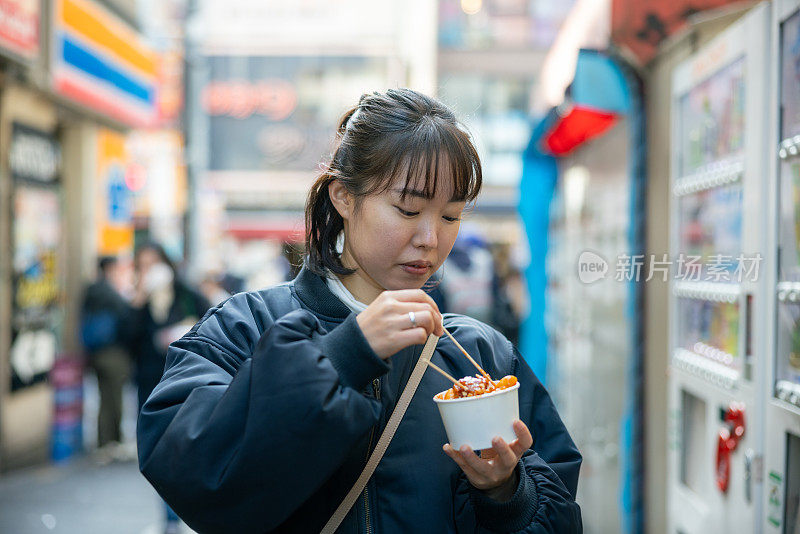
[137,89,582,533]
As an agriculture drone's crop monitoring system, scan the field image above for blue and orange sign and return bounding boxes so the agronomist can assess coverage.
[96,129,134,256]
[52,0,158,127]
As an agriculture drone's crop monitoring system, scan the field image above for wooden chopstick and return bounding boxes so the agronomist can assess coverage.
[422,359,467,390]
[441,326,495,389]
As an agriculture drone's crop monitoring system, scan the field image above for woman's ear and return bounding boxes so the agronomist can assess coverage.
[328,180,353,220]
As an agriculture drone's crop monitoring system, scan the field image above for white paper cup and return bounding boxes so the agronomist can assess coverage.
[433,382,520,450]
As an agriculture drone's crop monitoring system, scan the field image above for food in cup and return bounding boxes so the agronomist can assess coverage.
[435,374,518,400]
[432,373,521,450]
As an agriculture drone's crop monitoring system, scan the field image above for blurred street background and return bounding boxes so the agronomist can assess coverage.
[1,0,800,533]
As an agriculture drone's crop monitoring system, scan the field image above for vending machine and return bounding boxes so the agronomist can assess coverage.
[765,1,800,532]
[668,5,771,533]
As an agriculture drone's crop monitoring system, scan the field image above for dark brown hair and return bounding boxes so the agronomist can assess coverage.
[134,241,176,277]
[305,88,482,275]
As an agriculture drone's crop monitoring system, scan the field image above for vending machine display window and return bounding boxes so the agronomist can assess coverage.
[776,10,800,407]
[678,185,743,271]
[677,298,740,367]
[776,302,800,387]
[677,58,745,178]
[780,12,800,141]
[778,160,800,280]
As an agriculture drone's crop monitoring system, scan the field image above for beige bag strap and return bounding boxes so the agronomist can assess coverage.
[321,334,439,534]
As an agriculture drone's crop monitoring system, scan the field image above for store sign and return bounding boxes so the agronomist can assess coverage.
[96,129,134,256]
[0,0,40,61]
[11,329,56,385]
[205,55,387,173]
[11,185,62,391]
[12,189,61,314]
[52,0,158,127]
[107,165,131,223]
[9,123,61,183]
[14,248,59,312]
[157,49,184,125]
[202,79,297,120]
[10,125,61,391]
[126,130,186,259]
[611,0,739,65]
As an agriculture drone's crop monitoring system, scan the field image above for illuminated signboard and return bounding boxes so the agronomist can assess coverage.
[0,0,40,61]
[51,0,158,126]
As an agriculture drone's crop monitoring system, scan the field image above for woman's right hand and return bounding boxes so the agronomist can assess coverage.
[130,277,149,308]
[356,290,445,360]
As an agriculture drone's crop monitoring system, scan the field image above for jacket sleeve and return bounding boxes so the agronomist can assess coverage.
[137,306,389,533]
[455,345,582,533]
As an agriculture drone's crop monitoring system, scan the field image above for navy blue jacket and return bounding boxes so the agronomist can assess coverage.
[138,267,582,533]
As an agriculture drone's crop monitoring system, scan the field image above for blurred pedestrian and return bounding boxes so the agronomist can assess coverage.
[200,272,231,307]
[130,242,211,534]
[218,270,246,295]
[490,244,524,346]
[80,256,134,460]
[131,243,211,410]
[439,232,495,324]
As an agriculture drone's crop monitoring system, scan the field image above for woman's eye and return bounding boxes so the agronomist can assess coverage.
[396,207,419,217]
[443,215,461,222]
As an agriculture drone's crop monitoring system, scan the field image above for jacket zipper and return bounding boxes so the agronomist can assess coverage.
[363,378,381,534]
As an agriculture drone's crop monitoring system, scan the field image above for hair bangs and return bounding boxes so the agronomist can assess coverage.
[305,88,484,275]
[368,119,482,203]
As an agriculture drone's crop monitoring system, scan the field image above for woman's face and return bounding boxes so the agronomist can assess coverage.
[136,248,161,277]
[332,175,466,303]
[136,248,174,292]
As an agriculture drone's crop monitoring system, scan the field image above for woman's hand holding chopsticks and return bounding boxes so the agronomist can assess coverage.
[356,289,445,359]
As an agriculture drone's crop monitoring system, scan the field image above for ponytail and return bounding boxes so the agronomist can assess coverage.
[304,106,358,275]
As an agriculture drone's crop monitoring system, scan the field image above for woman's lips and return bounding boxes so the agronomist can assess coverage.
[400,262,432,276]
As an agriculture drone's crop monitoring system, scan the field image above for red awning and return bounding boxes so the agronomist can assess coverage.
[542,104,619,156]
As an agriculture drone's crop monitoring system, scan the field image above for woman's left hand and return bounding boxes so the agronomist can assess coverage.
[443,420,532,501]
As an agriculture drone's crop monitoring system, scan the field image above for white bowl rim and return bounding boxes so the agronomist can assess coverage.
[432,381,520,404]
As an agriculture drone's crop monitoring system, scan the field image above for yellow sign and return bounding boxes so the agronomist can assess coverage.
[16,251,59,309]
[96,129,134,256]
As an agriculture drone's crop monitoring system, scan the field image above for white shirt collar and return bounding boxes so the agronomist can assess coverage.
[325,274,368,313]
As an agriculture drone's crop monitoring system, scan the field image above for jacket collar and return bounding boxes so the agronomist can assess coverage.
[293,265,352,320]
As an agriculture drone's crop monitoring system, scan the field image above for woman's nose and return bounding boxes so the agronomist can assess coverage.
[412,220,438,249]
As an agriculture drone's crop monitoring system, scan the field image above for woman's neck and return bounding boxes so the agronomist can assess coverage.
[339,249,383,304]
[338,273,381,304]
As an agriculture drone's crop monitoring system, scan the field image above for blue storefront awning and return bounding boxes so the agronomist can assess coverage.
[538,49,631,156]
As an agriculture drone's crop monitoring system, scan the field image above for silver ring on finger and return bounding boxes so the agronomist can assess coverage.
[408,311,417,328]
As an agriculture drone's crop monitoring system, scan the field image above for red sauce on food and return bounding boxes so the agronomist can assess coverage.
[435,375,517,400]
